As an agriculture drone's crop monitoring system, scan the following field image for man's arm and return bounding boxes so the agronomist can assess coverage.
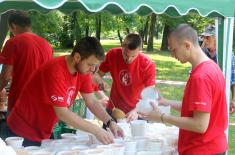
[81,93,124,137]
[0,64,12,91]
[163,111,210,133]
[81,93,112,124]
[141,104,210,133]
[53,106,114,144]
[231,84,235,113]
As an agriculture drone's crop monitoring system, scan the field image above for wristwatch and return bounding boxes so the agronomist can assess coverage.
[106,118,116,128]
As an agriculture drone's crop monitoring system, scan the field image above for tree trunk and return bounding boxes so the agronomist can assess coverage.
[85,25,89,37]
[117,29,122,45]
[147,13,157,52]
[155,23,160,39]
[0,11,13,49]
[143,16,150,45]
[126,27,130,34]
[74,12,81,44]
[160,24,170,51]
[95,14,101,40]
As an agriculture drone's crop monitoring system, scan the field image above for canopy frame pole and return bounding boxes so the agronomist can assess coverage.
[217,17,234,155]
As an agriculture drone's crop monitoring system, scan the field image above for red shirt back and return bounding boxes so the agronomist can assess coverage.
[0,33,53,111]
[7,56,93,142]
[179,61,228,155]
[99,48,156,113]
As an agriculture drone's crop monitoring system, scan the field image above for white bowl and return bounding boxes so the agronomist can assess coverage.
[61,133,77,140]
[141,87,158,100]
[56,150,77,155]
[5,136,23,150]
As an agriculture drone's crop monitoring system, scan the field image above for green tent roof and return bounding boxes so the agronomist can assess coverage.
[0,0,234,17]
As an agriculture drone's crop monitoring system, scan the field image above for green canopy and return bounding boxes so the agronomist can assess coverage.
[0,0,234,17]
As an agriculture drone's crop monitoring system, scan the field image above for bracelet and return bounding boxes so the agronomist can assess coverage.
[106,118,116,128]
[161,113,166,123]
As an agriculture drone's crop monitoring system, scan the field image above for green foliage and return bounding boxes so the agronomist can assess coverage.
[57,14,74,48]
[159,13,214,33]
[29,10,63,46]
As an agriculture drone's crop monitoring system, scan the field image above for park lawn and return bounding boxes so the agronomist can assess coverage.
[54,39,234,154]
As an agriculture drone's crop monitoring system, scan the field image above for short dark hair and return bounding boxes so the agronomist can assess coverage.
[122,33,142,50]
[72,37,105,61]
[8,10,31,28]
[170,24,199,46]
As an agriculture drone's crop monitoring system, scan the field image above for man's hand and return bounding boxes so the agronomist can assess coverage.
[139,102,162,122]
[126,109,138,122]
[93,127,114,145]
[109,121,124,138]
[230,100,235,114]
[0,88,7,103]
[157,90,169,107]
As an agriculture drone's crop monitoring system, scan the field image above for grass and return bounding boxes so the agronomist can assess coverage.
[54,39,234,154]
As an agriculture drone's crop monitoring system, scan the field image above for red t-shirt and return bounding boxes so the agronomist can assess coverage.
[178,61,228,155]
[7,56,93,142]
[0,33,53,111]
[99,48,156,113]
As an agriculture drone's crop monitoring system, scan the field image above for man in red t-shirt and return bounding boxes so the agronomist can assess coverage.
[97,33,156,122]
[140,24,227,155]
[5,37,123,146]
[0,10,53,112]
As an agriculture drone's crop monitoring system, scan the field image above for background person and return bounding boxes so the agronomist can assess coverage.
[96,33,156,122]
[201,25,235,113]
[0,10,53,112]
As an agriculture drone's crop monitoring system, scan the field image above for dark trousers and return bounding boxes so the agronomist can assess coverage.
[215,152,226,155]
[0,120,41,147]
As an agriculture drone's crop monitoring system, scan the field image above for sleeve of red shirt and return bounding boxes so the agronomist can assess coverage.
[143,61,156,87]
[99,49,112,73]
[79,74,94,93]
[0,39,16,65]
[92,82,99,91]
[188,76,212,112]
[46,74,69,107]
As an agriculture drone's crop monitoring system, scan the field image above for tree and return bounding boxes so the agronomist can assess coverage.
[0,11,12,49]
[147,13,157,52]
[29,10,64,47]
[95,13,101,40]
[159,13,213,51]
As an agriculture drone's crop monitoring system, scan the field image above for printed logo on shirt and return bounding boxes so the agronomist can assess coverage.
[194,102,207,106]
[51,95,57,101]
[67,86,76,106]
[51,95,64,102]
[119,70,132,86]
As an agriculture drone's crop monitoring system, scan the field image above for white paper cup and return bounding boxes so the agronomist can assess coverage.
[133,137,148,151]
[96,145,113,155]
[147,139,163,152]
[81,148,104,155]
[124,140,137,151]
[109,144,125,155]
[56,150,77,155]
[5,136,23,150]
[33,150,53,155]
[24,146,41,153]
[72,144,89,151]
[61,133,77,140]
[136,151,162,155]
[124,151,136,155]
[130,120,146,137]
